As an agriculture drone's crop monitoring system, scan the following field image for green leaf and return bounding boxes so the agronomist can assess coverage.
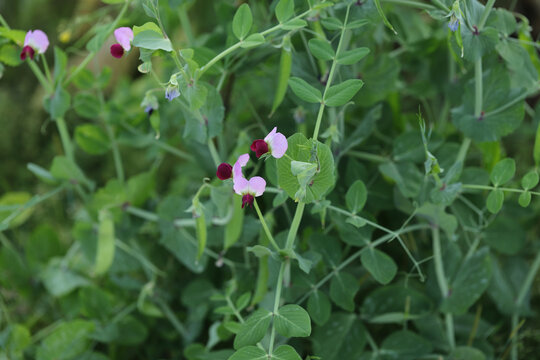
[451,66,524,142]
[324,79,364,107]
[330,271,359,311]
[461,27,499,63]
[50,156,89,186]
[361,284,433,323]
[288,77,322,103]
[240,33,265,48]
[519,191,531,207]
[0,44,23,66]
[281,19,307,30]
[95,209,115,276]
[486,189,504,214]
[232,4,252,40]
[233,309,272,349]
[36,320,95,360]
[346,180,367,213]
[277,133,335,203]
[361,248,398,285]
[53,47,68,83]
[381,330,433,359]
[374,0,397,34]
[41,259,90,297]
[272,345,302,360]
[126,171,155,207]
[535,122,540,167]
[379,161,423,198]
[5,324,31,357]
[132,30,173,51]
[236,292,251,311]
[321,17,343,31]
[312,313,366,360]
[73,93,101,119]
[0,192,33,228]
[337,47,370,65]
[490,158,515,186]
[229,346,267,360]
[484,217,526,255]
[133,22,162,36]
[49,86,71,118]
[441,247,492,314]
[72,69,95,90]
[449,346,486,360]
[275,304,311,338]
[308,38,335,61]
[307,290,331,325]
[275,0,294,23]
[521,170,539,190]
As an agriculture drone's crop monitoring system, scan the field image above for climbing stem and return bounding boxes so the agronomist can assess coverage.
[55,117,74,162]
[432,227,455,349]
[253,199,281,252]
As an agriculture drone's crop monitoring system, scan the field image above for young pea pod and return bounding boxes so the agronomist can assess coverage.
[270,36,292,117]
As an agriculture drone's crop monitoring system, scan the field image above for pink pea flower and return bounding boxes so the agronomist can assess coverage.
[110,27,133,59]
[250,127,288,159]
[233,176,266,208]
[20,30,49,60]
[216,153,249,181]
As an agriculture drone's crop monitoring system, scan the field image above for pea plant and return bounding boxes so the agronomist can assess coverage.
[1,0,540,359]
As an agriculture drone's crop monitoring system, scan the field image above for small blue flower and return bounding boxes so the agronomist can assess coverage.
[448,16,459,32]
[144,105,154,116]
[165,85,180,101]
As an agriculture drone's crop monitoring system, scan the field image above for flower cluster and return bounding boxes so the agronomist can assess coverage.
[216,127,288,208]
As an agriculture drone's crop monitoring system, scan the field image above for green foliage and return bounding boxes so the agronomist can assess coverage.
[2,0,540,359]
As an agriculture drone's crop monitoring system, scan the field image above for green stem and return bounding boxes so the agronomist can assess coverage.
[28,60,52,93]
[40,54,53,84]
[348,150,390,163]
[296,224,430,304]
[511,314,519,360]
[432,227,455,350]
[226,295,245,323]
[55,117,74,162]
[155,298,188,339]
[207,139,221,167]
[0,13,10,29]
[268,262,286,355]
[382,0,436,10]
[199,8,314,77]
[462,184,540,196]
[478,0,496,30]
[178,5,195,45]
[285,202,305,250]
[474,59,483,117]
[430,0,450,12]
[253,199,281,252]
[511,250,540,360]
[105,124,124,183]
[313,4,351,141]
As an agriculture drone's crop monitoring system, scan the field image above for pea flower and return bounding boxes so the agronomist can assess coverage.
[165,85,180,101]
[448,16,459,32]
[110,27,133,59]
[234,176,266,208]
[20,30,49,60]
[250,127,288,159]
[141,93,158,116]
[216,153,249,180]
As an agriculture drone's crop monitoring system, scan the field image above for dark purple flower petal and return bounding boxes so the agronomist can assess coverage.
[110,44,124,58]
[20,45,35,60]
[241,194,254,208]
[216,163,233,180]
[250,139,269,158]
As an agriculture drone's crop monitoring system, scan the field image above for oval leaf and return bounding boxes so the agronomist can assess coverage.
[490,158,515,186]
[275,304,311,338]
[324,79,364,107]
[233,309,272,349]
[361,248,398,285]
[308,38,335,61]
[346,180,368,213]
[232,4,252,40]
[288,77,322,103]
